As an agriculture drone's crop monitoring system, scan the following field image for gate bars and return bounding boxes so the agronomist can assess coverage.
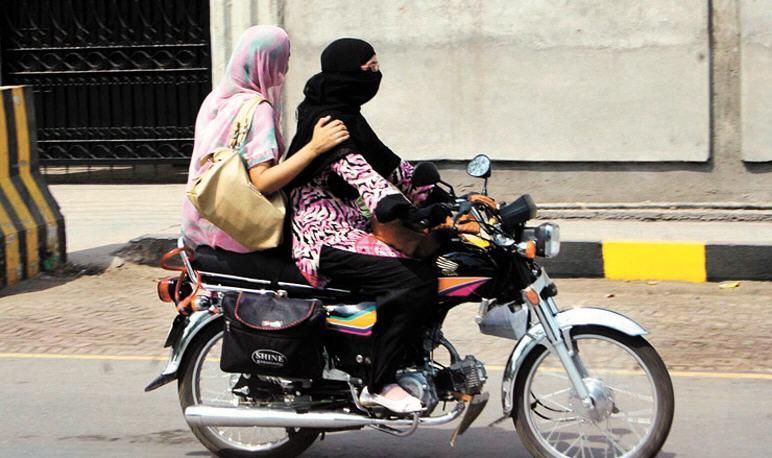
[0,0,212,166]
[0,85,66,288]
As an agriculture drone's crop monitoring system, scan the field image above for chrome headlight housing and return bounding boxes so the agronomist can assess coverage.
[534,223,560,257]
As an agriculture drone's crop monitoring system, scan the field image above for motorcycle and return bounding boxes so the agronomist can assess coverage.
[147,154,674,457]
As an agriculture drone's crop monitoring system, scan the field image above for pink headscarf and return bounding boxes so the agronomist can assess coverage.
[188,25,290,178]
[182,26,290,253]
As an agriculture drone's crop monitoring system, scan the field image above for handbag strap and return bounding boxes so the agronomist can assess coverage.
[227,95,268,150]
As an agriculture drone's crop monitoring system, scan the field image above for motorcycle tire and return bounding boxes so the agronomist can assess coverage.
[178,323,319,458]
[512,325,674,458]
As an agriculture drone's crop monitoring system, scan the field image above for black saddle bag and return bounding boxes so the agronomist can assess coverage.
[220,292,325,378]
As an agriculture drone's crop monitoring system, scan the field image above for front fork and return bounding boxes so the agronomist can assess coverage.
[523,276,593,409]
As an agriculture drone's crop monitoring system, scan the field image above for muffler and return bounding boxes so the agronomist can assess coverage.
[185,402,465,429]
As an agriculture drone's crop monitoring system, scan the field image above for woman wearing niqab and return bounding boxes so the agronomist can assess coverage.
[285,38,446,413]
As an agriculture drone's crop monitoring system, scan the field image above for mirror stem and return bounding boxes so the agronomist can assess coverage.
[482,177,488,196]
[439,180,456,199]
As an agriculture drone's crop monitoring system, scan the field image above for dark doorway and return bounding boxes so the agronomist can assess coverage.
[0,0,212,167]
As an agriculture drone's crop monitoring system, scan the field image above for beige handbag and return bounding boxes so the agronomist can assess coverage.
[186,96,286,251]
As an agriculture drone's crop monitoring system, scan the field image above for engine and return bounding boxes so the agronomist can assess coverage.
[396,367,440,413]
[435,355,487,396]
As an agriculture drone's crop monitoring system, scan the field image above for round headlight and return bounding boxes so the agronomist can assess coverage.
[535,223,560,257]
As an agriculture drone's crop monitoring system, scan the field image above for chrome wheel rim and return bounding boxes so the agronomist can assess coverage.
[191,330,291,451]
[524,333,659,458]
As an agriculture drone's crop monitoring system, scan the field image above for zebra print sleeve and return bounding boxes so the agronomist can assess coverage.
[389,160,434,205]
[330,153,411,221]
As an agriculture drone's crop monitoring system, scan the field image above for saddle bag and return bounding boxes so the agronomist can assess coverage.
[220,292,325,378]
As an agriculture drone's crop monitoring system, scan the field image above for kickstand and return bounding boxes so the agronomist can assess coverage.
[487,414,510,428]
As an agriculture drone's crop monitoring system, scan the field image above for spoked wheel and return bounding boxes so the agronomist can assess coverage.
[178,325,318,458]
[513,325,674,458]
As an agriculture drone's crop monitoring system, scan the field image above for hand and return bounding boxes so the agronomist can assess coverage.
[403,204,452,231]
[309,116,349,156]
[467,193,497,210]
[431,215,455,232]
[456,214,481,234]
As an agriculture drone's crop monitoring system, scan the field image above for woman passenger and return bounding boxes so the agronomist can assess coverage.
[182,26,349,252]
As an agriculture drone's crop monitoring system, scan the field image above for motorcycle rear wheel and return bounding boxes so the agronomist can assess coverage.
[513,325,674,458]
[178,324,318,458]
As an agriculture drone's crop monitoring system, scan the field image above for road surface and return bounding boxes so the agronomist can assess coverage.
[1,357,769,457]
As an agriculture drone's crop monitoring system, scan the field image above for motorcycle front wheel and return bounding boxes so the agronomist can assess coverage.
[513,325,674,458]
[178,324,318,458]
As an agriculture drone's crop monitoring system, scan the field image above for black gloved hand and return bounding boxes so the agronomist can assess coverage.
[402,203,451,231]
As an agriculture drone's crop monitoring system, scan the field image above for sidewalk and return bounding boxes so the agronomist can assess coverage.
[51,184,772,281]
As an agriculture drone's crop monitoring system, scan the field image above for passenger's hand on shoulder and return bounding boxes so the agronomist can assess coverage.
[310,116,350,156]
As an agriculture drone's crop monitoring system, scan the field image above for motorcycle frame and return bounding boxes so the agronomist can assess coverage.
[151,240,650,430]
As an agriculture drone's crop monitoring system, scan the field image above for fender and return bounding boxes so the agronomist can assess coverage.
[145,311,223,391]
[500,307,647,416]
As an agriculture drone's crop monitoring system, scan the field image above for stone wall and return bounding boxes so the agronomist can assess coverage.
[209,0,771,203]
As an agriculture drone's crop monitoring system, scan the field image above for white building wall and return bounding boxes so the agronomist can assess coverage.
[740,0,772,162]
[212,0,710,162]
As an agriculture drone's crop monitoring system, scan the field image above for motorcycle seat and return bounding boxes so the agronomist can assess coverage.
[192,245,310,286]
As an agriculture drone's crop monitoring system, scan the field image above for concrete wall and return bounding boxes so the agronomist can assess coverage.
[740,0,772,162]
[282,0,710,162]
[210,0,771,203]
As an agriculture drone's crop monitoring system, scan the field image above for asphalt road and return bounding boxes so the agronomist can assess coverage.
[1,357,770,457]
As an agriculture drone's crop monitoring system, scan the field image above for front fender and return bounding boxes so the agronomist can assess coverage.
[500,307,647,416]
[145,311,223,391]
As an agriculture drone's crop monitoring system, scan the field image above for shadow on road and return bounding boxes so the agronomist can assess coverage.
[303,425,530,457]
[0,243,129,298]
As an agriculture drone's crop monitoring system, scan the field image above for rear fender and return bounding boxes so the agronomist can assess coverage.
[500,307,647,416]
[145,311,223,391]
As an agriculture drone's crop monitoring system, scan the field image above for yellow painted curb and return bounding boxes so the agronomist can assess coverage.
[602,240,707,282]
[0,86,66,288]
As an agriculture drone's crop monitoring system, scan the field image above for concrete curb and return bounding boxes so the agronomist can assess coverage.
[120,234,771,282]
[112,234,178,267]
[541,241,772,282]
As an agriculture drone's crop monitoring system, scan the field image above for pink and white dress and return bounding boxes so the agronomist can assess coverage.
[181,26,290,253]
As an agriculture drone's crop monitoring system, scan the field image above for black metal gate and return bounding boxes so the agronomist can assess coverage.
[0,0,211,165]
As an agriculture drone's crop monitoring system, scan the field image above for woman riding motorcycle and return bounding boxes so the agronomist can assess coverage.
[182,25,349,252]
[284,38,451,413]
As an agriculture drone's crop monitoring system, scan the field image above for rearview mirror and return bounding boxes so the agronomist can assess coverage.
[467,154,491,178]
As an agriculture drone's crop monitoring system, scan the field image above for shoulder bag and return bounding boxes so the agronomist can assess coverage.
[187,96,286,251]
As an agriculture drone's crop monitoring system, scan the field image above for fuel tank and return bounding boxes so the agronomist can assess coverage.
[435,249,497,298]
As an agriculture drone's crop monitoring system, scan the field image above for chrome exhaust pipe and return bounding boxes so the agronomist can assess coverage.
[185,402,465,429]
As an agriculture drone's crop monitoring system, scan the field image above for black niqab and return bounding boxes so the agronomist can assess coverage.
[284,38,401,194]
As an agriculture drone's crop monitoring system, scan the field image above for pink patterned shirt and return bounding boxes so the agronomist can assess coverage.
[291,153,429,287]
[181,102,281,252]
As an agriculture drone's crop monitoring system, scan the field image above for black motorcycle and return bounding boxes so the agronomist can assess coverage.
[147,154,674,458]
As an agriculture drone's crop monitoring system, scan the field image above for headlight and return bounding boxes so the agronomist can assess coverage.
[534,223,560,257]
